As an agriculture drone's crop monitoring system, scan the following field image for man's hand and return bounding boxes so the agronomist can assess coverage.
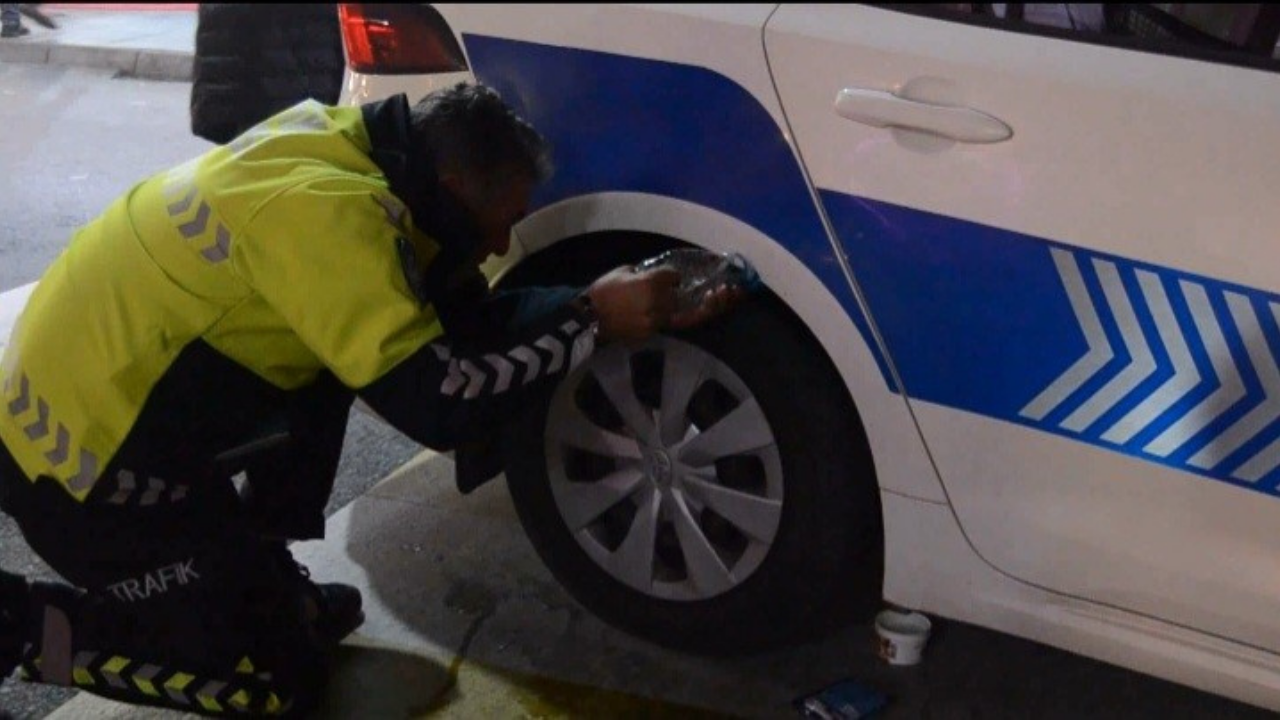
[585,266,677,343]
[669,283,745,330]
[584,265,746,343]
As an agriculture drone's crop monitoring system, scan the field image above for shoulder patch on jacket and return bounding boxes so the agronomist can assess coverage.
[375,194,409,233]
[397,236,429,305]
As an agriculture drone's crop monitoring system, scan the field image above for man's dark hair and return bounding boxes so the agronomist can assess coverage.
[409,83,552,195]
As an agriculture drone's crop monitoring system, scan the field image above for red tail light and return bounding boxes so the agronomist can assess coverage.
[339,4,468,75]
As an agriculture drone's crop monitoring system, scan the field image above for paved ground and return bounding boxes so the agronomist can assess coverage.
[0,5,194,81]
[0,63,205,289]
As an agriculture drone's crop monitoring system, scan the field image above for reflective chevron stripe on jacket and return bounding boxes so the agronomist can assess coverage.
[433,319,593,400]
[0,99,451,500]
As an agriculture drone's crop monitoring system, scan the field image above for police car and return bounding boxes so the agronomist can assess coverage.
[338,3,1280,709]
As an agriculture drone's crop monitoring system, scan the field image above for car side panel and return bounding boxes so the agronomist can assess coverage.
[766,4,1280,650]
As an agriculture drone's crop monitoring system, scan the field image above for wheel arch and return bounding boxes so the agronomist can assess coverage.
[497,191,886,492]
[504,193,875,409]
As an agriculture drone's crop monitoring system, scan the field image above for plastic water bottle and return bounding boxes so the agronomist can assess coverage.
[633,248,762,312]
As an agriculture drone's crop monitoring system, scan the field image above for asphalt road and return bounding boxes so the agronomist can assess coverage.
[0,63,421,719]
[0,62,1276,720]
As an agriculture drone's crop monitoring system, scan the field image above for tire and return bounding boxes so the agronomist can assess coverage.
[502,269,883,654]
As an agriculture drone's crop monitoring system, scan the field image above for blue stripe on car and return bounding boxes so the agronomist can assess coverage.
[465,34,1280,495]
[463,34,896,391]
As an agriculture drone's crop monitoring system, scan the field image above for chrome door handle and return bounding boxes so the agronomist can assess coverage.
[834,88,1012,144]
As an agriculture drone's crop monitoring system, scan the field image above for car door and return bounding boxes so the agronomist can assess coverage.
[766,4,1280,649]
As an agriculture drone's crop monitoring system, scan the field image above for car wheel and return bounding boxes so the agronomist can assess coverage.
[502,290,882,654]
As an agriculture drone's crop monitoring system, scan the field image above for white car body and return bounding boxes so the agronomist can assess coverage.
[343,4,1280,709]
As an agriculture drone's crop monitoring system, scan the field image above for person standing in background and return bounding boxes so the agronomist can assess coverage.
[1,4,56,38]
[1,4,28,38]
[191,4,346,144]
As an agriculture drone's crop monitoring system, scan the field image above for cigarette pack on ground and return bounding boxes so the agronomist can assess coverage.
[794,678,888,719]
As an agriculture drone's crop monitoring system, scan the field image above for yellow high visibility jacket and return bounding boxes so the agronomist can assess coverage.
[0,100,451,501]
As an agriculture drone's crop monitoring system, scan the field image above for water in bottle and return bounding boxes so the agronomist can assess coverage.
[633,248,761,312]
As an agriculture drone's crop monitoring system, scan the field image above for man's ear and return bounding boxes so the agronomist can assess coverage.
[437,173,466,199]
[418,169,484,266]
[438,171,493,212]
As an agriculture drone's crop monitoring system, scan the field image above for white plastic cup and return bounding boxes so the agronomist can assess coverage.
[874,609,932,666]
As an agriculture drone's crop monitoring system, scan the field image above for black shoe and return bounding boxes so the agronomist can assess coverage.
[0,25,29,39]
[271,548,364,646]
[0,570,29,679]
[19,5,56,29]
[309,582,364,646]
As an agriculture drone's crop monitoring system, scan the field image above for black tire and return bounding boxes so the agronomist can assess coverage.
[502,270,883,655]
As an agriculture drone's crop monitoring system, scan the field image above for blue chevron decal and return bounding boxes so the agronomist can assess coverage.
[1020,249,1280,483]
[825,192,1280,495]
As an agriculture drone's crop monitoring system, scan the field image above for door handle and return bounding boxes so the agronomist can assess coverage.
[834,88,1012,144]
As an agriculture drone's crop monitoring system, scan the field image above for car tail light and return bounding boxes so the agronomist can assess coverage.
[339,4,468,75]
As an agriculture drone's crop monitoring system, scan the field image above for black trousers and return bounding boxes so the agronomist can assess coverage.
[0,372,354,717]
